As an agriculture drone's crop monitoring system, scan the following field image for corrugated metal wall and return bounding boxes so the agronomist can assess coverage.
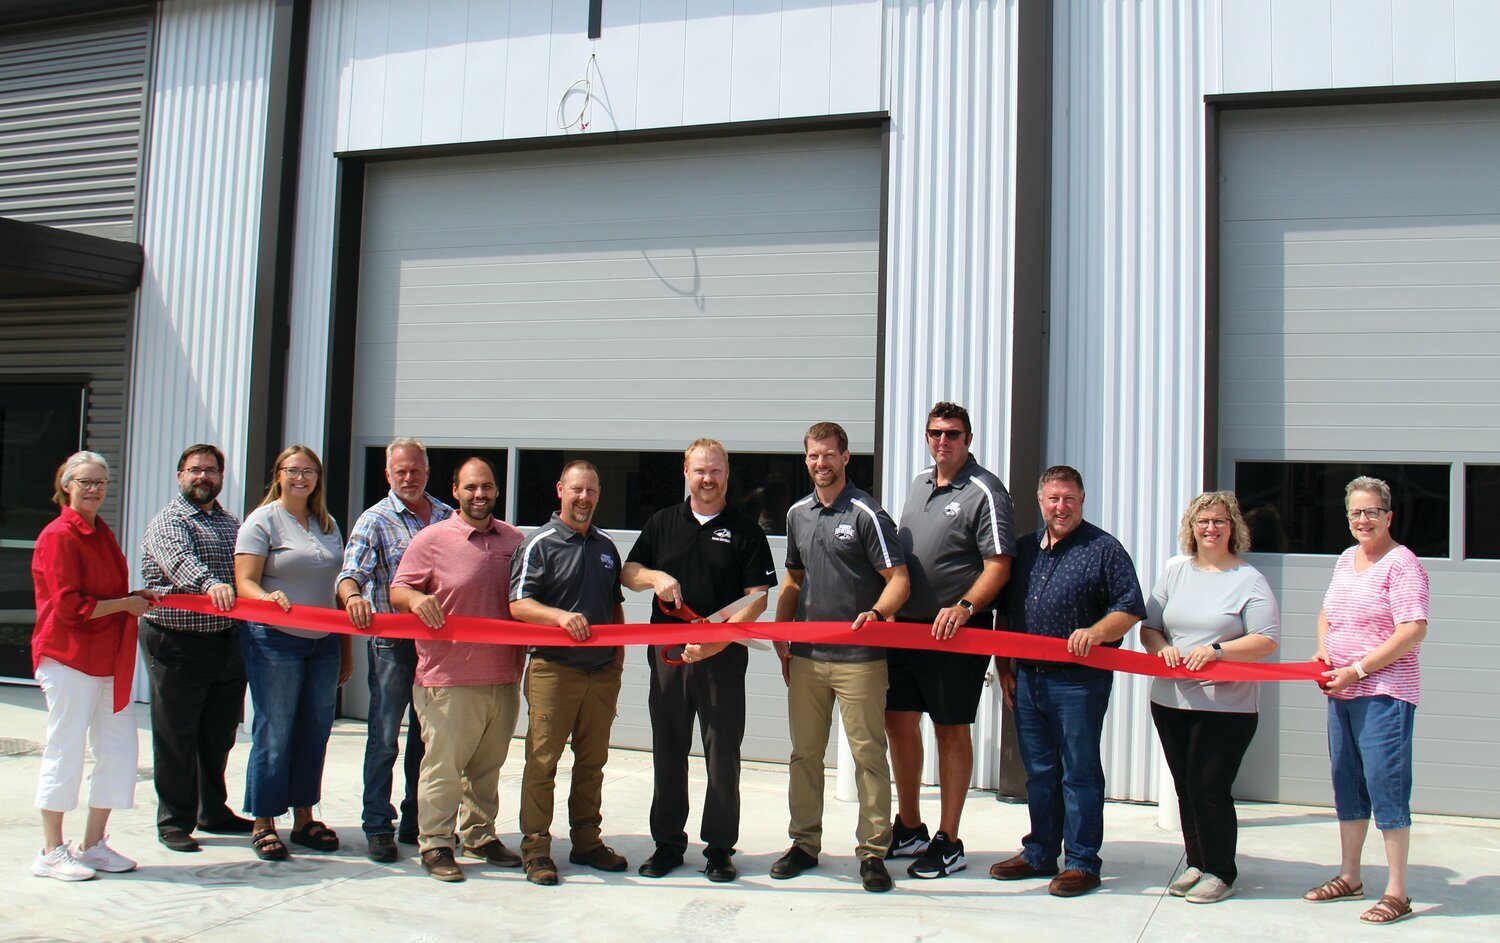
[0,8,153,241]
[127,0,273,576]
[881,0,1018,789]
[1046,0,1209,802]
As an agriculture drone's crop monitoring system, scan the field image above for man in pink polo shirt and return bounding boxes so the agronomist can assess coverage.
[390,457,526,883]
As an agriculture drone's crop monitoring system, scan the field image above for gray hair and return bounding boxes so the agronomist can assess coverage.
[53,450,109,507]
[385,436,428,465]
[1345,475,1392,509]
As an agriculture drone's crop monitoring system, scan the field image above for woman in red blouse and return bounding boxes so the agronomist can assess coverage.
[30,451,157,882]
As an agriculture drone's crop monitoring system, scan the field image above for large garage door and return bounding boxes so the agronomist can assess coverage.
[351,129,883,762]
[1218,101,1500,817]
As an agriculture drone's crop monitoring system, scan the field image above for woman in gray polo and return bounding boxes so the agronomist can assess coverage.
[1140,491,1280,904]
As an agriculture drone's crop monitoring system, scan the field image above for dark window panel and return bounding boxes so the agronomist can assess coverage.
[1465,465,1500,560]
[1234,461,1449,557]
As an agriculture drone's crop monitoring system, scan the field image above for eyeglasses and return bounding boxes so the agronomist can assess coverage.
[181,466,221,477]
[1347,507,1389,521]
[73,478,109,491]
[926,429,965,441]
[1194,518,1230,530]
[280,467,320,480]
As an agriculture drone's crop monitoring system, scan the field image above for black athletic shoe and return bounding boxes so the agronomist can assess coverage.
[908,831,966,879]
[886,815,931,859]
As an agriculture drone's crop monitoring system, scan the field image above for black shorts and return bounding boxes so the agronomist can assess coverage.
[885,646,991,726]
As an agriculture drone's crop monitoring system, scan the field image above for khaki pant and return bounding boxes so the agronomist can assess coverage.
[519,656,622,861]
[411,682,520,854]
[787,656,892,859]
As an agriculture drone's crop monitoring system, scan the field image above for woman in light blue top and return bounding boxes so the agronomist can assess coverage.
[1140,491,1279,904]
[234,445,347,861]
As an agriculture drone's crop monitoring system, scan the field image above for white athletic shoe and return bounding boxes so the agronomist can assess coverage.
[32,843,97,881]
[76,836,137,873]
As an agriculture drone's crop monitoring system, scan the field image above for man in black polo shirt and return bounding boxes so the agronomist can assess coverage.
[623,438,776,883]
[509,460,626,886]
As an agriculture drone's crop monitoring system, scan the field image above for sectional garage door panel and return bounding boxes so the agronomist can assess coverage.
[1219,102,1500,817]
[353,130,883,454]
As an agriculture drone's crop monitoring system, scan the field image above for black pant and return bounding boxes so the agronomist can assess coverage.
[645,642,747,857]
[1150,702,1259,885]
[141,621,246,833]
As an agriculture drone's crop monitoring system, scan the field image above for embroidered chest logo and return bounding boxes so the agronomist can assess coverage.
[711,527,732,544]
[834,523,857,542]
[599,553,615,569]
[943,500,962,518]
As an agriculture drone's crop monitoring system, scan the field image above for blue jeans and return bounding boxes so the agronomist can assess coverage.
[1014,666,1113,874]
[241,624,340,818]
[362,637,424,836]
[1328,695,1415,831]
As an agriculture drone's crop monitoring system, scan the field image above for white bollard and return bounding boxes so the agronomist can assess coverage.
[1156,745,1181,831]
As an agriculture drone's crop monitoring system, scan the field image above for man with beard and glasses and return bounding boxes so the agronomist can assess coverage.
[390,457,526,882]
[337,437,454,861]
[623,438,775,883]
[139,444,250,852]
[770,421,909,893]
[510,460,627,886]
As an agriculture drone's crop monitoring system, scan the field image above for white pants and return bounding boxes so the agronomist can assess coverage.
[35,657,137,812]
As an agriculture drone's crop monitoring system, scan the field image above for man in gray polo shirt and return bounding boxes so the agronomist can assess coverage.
[887,402,1015,880]
[509,460,626,886]
[770,421,910,893]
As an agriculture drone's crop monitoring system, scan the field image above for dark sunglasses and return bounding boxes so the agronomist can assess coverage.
[926,429,966,441]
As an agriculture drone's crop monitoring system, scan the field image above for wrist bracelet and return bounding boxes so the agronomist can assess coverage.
[1354,660,1368,679]
[870,608,885,622]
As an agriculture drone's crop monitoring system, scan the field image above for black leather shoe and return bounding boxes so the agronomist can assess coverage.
[158,828,200,853]
[197,814,255,835]
[637,848,684,878]
[704,849,737,883]
[861,855,894,892]
[397,827,419,846]
[366,833,397,863]
[769,845,818,879]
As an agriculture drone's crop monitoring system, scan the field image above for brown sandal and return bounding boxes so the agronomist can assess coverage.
[251,828,289,861]
[1304,875,1363,902]
[1360,895,1413,924]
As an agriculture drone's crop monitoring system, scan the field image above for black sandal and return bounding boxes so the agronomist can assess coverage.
[289,820,340,852]
[252,828,289,861]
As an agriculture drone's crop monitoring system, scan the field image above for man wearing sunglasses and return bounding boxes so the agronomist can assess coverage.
[622,438,776,883]
[887,403,1015,879]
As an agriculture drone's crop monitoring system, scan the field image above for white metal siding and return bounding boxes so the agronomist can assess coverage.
[1047,0,1211,802]
[880,0,1019,790]
[1219,101,1500,817]
[0,9,153,240]
[127,0,272,600]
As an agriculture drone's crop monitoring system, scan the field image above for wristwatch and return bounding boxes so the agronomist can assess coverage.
[1211,643,1223,660]
[957,599,975,615]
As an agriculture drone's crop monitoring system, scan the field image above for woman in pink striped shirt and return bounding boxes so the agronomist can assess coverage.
[1302,476,1428,925]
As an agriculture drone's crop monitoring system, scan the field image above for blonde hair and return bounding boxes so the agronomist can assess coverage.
[260,445,335,533]
[1178,491,1250,556]
[683,437,728,465]
[52,450,109,507]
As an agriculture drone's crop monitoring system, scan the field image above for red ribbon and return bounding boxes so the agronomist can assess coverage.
[158,595,1324,684]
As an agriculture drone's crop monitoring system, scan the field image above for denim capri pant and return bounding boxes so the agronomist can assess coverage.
[1327,694,1416,831]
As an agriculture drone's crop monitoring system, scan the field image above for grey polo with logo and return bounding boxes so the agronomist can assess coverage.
[784,482,905,663]
[897,456,1015,621]
[509,511,623,672]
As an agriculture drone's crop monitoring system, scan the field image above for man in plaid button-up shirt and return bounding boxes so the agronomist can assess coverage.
[140,443,249,852]
[336,437,452,862]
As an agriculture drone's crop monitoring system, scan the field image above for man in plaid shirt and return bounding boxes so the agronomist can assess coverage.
[337,437,453,862]
[140,443,248,853]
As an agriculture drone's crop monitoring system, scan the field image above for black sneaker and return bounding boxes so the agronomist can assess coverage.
[908,831,965,879]
[886,815,930,859]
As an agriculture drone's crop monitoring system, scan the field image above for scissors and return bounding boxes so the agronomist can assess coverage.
[656,590,770,665]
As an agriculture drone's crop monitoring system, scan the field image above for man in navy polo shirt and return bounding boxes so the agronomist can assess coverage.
[623,438,775,883]
[990,464,1145,897]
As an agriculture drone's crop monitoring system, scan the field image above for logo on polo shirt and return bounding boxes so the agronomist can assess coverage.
[599,553,615,569]
[834,523,856,542]
[712,527,732,544]
[944,500,962,518]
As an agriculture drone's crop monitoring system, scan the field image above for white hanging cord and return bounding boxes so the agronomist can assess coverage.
[557,54,600,132]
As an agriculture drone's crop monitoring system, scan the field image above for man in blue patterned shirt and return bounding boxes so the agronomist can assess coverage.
[336,437,453,862]
[990,464,1146,897]
[140,443,248,853]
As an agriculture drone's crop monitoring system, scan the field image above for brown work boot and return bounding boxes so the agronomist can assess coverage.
[525,855,560,885]
[463,839,522,867]
[568,844,627,872]
[421,847,465,883]
[1049,869,1102,897]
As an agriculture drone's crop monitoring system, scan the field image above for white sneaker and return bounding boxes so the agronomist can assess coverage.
[1186,874,1236,904]
[32,843,97,881]
[1168,866,1204,896]
[76,836,137,873]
